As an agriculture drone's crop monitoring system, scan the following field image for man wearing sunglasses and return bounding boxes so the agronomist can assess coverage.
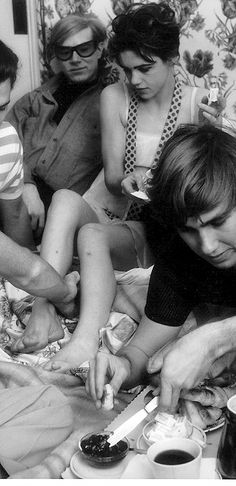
[6,13,107,243]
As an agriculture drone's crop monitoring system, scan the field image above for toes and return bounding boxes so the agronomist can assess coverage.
[66,271,80,285]
[11,339,25,353]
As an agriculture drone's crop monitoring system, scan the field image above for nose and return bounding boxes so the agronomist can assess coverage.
[130,70,141,86]
[71,50,82,62]
[199,227,218,255]
[0,111,5,124]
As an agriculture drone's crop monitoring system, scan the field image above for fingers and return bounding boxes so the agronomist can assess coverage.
[158,376,180,414]
[121,175,137,196]
[69,271,80,284]
[147,341,173,374]
[198,102,222,124]
[147,354,163,374]
[88,353,110,409]
[87,353,129,409]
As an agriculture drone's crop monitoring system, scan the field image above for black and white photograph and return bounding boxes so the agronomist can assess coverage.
[0,0,235,481]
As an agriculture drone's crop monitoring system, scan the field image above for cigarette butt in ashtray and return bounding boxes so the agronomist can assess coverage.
[101,384,114,411]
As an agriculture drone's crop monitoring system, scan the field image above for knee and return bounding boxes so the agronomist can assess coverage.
[50,189,83,214]
[79,223,108,243]
[51,189,76,207]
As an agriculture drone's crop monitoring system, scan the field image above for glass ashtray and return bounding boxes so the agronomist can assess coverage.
[78,431,129,466]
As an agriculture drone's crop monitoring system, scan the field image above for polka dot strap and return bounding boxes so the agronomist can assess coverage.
[124,78,182,220]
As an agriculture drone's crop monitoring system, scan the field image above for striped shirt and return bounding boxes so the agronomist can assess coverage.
[0,121,24,200]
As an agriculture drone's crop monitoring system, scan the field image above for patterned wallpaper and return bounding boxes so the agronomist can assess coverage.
[36,0,236,117]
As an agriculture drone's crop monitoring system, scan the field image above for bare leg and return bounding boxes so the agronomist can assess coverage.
[44,222,138,371]
[11,190,98,353]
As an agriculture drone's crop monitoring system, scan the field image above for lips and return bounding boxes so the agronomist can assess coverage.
[209,250,230,262]
[69,67,86,73]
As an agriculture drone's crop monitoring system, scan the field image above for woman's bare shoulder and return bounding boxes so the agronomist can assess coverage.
[101,82,127,102]
[101,82,129,125]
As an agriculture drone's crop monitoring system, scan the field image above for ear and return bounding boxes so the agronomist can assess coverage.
[96,41,105,59]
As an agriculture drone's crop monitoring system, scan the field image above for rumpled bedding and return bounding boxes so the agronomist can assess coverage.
[0,270,235,478]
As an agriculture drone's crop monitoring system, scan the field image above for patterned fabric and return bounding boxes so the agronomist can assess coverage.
[124,78,182,220]
[0,122,24,200]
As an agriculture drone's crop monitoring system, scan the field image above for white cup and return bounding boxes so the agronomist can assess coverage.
[147,437,202,479]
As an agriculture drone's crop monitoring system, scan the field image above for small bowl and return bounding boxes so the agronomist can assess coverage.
[142,420,206,448]
[79,431,129,466]
[143,420,157,446]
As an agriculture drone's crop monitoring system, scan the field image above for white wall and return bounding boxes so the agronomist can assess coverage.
[0,0,40,109]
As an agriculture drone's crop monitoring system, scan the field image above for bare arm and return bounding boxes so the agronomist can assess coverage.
[87,314,180,408]
[0,197,35,250]
[100,84,127,196]
[0,231,78,304]
[117,315,181,388]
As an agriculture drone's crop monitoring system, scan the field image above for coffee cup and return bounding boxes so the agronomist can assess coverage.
[147,437,202,479]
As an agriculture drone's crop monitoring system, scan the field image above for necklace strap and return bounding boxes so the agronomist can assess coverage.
[124,78,182,221]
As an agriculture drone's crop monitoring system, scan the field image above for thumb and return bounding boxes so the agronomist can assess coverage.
[147,351,164,374]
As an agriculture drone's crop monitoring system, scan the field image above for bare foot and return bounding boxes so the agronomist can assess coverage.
[10,298,64,354]
[43,338,97,373]
[55,271,80,318]
[55,296,80,319]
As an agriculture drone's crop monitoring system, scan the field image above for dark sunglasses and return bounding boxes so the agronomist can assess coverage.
[112,3,175,34]
[54,40,98,61]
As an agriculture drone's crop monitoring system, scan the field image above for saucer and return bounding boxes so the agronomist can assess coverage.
[70,450,130,478]
[121,455,221,479]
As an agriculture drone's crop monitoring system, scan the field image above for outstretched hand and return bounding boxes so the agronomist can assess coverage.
[147,328,212,413]
[86,350,131,409]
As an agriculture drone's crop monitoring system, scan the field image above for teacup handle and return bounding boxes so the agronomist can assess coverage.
[190,424,207,448]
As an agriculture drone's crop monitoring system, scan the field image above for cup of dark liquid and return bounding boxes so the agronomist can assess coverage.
[147,438,202,479]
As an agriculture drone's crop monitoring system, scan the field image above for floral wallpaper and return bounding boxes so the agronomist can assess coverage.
[36,0,236,117]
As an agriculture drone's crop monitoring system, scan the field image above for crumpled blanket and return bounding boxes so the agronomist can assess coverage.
[0,362,134,478]
[0,270,235,477]
[0,383,73,475]
[0,267,152,368]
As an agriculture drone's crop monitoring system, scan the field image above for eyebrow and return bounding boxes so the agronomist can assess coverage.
[119,61,155,70]
[185,209,231,228]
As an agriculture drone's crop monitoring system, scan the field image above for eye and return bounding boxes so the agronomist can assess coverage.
[139,66,152,73]
[212,219,226,228]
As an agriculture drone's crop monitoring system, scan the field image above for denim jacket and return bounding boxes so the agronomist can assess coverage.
[6,74,103,195]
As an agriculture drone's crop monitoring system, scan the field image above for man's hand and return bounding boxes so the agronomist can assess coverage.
[23,183,45,237]
[86,351,131,409]
[147,328,212,413]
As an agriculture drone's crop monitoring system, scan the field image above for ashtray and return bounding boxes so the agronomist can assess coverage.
[78,431,129,466]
